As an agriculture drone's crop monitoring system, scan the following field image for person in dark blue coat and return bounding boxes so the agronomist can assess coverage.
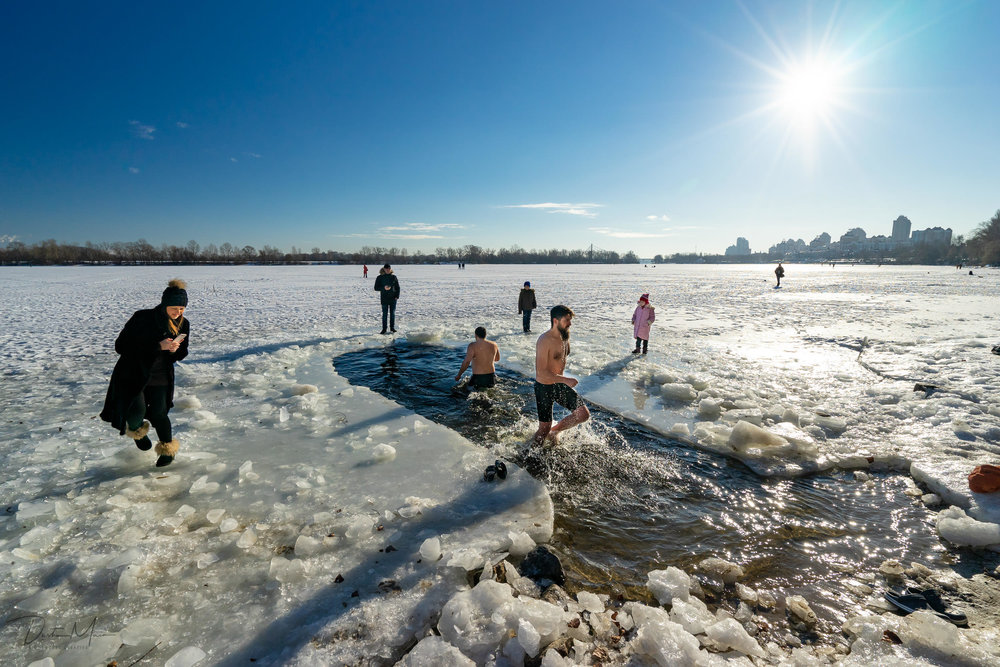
[373,264,400,334]
[100,279,190,466]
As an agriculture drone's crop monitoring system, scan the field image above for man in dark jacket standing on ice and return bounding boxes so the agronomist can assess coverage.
[374,264,400,334]
[518,281,537,333]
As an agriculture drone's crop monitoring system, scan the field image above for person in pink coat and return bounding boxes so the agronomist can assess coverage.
[631,293,655,354]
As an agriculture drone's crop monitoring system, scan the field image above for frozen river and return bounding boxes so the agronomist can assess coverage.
[1,263,998,665]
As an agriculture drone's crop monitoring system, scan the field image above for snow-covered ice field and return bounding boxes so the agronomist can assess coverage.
[2,263,999,666]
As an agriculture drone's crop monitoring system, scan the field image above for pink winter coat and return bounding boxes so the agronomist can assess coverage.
[632,304,655,340]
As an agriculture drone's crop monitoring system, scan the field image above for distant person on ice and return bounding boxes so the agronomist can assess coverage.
[363,264,368,278]
[631,293,655,355]
[774,262,785,287]
[374,263,400,334]
[518,281,537,333]
[455,326,501,389]
[100,279,190,467]
[533,305,590,445]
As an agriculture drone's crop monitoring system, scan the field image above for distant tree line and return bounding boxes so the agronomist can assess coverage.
[0,239,641,266]
[3,209,996,266]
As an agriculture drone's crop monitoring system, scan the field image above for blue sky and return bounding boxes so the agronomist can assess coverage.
[2,1,998,255]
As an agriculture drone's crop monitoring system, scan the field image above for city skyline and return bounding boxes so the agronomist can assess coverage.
[2,1,998,255]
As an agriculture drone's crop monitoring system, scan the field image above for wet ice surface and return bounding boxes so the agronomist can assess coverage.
[1,263,999,665]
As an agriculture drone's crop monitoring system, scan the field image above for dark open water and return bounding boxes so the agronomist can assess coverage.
[333,341,962,633]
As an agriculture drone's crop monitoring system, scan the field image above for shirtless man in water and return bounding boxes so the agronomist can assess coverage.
[533,305,590,444]
[455,326,500,389]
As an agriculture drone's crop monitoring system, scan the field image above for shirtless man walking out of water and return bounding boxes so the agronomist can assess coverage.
[455,326,501,389]
[533,305,590,445]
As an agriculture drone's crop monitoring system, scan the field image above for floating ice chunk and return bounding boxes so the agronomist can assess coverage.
[196,553,219,569]
[191,410,224,429]
[16,500,54,523]
[705,617,765,657]
[507,530,535,556]
[12,548,39,562]
[237,528,257,549]
[669,597,715,634]
[577,590,604,613]
[290,383,318,395]
[19,526,56,550]
[728,421,792,457]
[420,537,442,561]
[368,424,389,436]
[936,506,1000,547]
[165,645,207,667]
[219,518,238,533]
[107,547,142,569]
[295,535,320,557]
[698,399,722,420]
[722,408,763,426]
[60,632,124,667]
[650,369,678,385]
[206,509,225,524]
[685,375,710,391]
[446,549,482,571]
[699,557,744,584]
[372,444,397,463]
[647,567,690,605]
[28,659,55,667]
[413,418,429,432]
[629,604,702,666]
[16,588,59,612]
[517,618,542,657]
[345,515,373,539]
[176,505,196,518]
[670,423,691,436]
[189,476,220,495]
[921,493,941,506]
[398,636,474,666]
[269,556,307,583]
[785,595,818,625]
[174,396,202,410]
[812,414,847,434]
[121,617,164,646]
[661,383,697,402]
[278,406,290,423]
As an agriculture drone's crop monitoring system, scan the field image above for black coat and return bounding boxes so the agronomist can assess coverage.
[374,272,400,304]
[100,305,190,434]
[518,288,537,313]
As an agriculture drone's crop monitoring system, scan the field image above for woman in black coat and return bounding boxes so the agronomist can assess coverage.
[101,279,190,467]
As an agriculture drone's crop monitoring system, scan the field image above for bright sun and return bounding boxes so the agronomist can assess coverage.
[777,60,842,124]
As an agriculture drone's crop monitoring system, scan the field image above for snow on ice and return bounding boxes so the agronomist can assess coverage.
[1,263,999,665]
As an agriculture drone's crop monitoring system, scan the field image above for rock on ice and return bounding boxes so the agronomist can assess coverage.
[698,556,744,584]
[785,595,818,625]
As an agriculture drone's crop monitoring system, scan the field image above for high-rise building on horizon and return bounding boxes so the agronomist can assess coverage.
[725,237,751,256]
[892,215,912,241]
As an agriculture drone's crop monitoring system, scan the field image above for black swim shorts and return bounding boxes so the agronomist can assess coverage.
[470,373,496,389]
[534,381,580,422]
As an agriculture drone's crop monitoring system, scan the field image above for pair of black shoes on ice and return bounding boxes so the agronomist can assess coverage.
[883,587,968,626]
[380,328,397,335]
[483,460,507,482]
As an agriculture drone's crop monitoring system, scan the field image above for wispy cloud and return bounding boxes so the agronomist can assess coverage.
[589,227,676,239]
[504,202,603,217]
[176,121,189,129]
[230,157,238,163]
[336,222,466,241]
[646,214,671,222]
[245,152,262,159]
[129,120,155,140]
[128,166,140,174]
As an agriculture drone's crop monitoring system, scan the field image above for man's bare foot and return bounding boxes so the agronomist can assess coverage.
[546,430,561,446]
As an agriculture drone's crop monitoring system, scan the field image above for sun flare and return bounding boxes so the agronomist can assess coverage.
[777,60,842,124]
